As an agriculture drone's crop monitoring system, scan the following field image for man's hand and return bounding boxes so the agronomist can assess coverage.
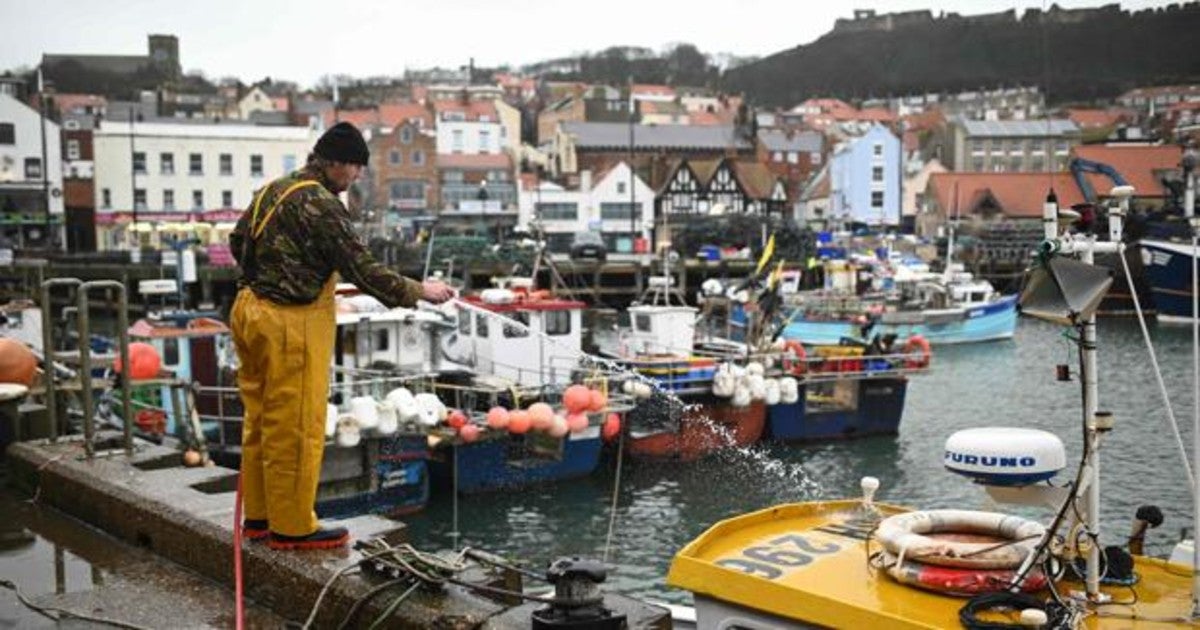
[421,279,455,304]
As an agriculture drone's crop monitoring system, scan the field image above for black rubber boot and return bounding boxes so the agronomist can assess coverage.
[268,526,350,550]
[242,519,269,541]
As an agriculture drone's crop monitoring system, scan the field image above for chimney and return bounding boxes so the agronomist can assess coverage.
[580,170,593,193]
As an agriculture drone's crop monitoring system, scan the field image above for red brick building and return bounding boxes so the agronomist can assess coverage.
[367,121,438,214]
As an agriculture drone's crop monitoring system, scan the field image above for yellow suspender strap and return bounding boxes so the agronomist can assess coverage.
[249,180,321,240]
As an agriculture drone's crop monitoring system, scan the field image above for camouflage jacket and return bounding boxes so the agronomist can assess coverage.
[230,166,423,308]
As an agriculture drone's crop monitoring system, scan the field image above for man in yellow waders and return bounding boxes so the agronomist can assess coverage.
[229,122,453,550]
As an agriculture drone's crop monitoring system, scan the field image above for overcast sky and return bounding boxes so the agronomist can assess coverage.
[0,0,1175,88]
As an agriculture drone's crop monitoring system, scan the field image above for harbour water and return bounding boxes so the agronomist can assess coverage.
[405,317,1199,603]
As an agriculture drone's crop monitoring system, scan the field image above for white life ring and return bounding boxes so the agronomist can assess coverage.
[875,509,1045,570]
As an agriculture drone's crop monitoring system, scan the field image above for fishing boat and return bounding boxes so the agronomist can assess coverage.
[425,280,615,493]
[669,185,1200,628]
[1141,238,1197,323]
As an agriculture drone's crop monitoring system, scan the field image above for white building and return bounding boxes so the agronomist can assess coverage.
[92,119,317,249]
[0,93,64,248]
[517,162,653,253]
[432,101,505,156]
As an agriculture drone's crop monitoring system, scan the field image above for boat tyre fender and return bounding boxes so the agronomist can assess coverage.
[876,509,1044,570]
[781,340,807,376]
[882,552,1048,597]
[902,334,931,369]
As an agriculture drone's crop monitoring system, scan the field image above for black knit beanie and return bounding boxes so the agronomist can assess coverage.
[314,122,370,166]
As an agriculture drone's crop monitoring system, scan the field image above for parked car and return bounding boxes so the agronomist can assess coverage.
[569,231,607,262]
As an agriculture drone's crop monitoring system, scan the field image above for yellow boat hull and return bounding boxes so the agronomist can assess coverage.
[668,500,1199,628]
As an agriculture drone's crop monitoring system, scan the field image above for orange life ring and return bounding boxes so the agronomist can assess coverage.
[902,334,931,369]
[882,552,1048,596]
[781,340,807,375]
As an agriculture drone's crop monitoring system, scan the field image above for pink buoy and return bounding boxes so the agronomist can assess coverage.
[508,410,531,434]
[563,385,592,414]
[602,413,621,442]
[485,407,510,430]
[446,409,468,430]
[587,389,607,412]
[459,423,480,443]
[528,402,555,431]
[566,412,589,433]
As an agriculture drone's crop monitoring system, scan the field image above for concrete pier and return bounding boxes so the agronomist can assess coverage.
[6,433,671,629]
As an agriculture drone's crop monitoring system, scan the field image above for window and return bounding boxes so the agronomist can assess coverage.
[189,153,203,175]
[971,157,985,171]
[458,311,470,334]
[66,139,80,160]
[162,189,174,209]
[1009,156,1023,171]
[374,329,389,351]
[787,152,799,164]
[389,150,401,165]
[452,129,463,152]
[282,154,296,173]
[250,154,263,177]
[870,191,883,208]
[772,151,783,162]
[970,139,985,154]
[872,143,883,157]
[101,188,111,209]
[219,153,232,175]
[475,314,489,337]
[872,166,884,182]
[1031,156,1046,172]
[1030,139,1046,154]
[192,189,204,209]
[600,202,636,220]
[222,190,233,207]
[635,313,651,332]
[503,312,529,338]
[132,152,146,174]
[545,311,571,336]
[617,182,627,195]
[1054,140,1069,155]
[400,127,413,144]
[479,130,490,153]
[24,158,42,179]
[162,338,179,367]
[412,150,424,166]
[133,188,147,210]
[0,123,13,144]
[535,202,578,220]
[389,180,425,201]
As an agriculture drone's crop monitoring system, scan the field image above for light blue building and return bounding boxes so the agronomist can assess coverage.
[829,124,901,227]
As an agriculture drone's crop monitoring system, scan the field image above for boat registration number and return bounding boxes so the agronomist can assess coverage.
[714,533,841,580]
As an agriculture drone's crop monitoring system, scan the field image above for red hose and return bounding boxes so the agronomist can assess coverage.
[233,473,245,630]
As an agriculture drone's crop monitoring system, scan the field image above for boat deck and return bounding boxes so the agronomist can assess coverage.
[668,500,1197,629]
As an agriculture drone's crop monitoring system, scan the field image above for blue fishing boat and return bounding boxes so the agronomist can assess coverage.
[782,290,1019,345]
[427,427,604,494]
[766,375,909,441]
[1141,238,1197,323]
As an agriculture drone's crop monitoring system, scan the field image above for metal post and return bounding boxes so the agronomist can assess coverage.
[41,277,81,442]
[1080,237,1102,600]
[77,280,131,457]
[75,288,94,457]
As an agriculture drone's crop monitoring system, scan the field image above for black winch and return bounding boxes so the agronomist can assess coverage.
[531,557,627,629]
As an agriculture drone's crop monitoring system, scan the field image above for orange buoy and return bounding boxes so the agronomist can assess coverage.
[566,412,589,433]
[587,389,607,413]
[528,402,555,431]
[602,413,621,442]
[563,385,592,414]
[459,423,480,443]
[508,410,531,434]
[182,449,202,467]
[113,342,161,380]
[485,406,510,430]
[446,409,468,430]
[0,338,37,386]
[548,415,569,438]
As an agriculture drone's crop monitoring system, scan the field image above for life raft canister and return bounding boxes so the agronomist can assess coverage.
[875,509,1045,570]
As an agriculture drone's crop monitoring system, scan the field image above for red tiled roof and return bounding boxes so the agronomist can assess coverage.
[927,172,1084,219]
[435,153,512,170]
[1066,108,1129,129]
[379,102,432,128]
[1071,144,1182,197]
[857,107,896,123]
[901,109,945,132]
[796,98,852,113]
[432,99,497,121]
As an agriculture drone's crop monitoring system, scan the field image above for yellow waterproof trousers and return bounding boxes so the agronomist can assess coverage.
[231,278,335,537]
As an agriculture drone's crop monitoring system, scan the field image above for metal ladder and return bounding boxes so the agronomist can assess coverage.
[40,278,133,458]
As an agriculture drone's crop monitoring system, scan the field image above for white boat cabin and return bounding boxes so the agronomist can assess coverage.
[334,289,455,375]
[623,305,698,357]
[446,292,586,388]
